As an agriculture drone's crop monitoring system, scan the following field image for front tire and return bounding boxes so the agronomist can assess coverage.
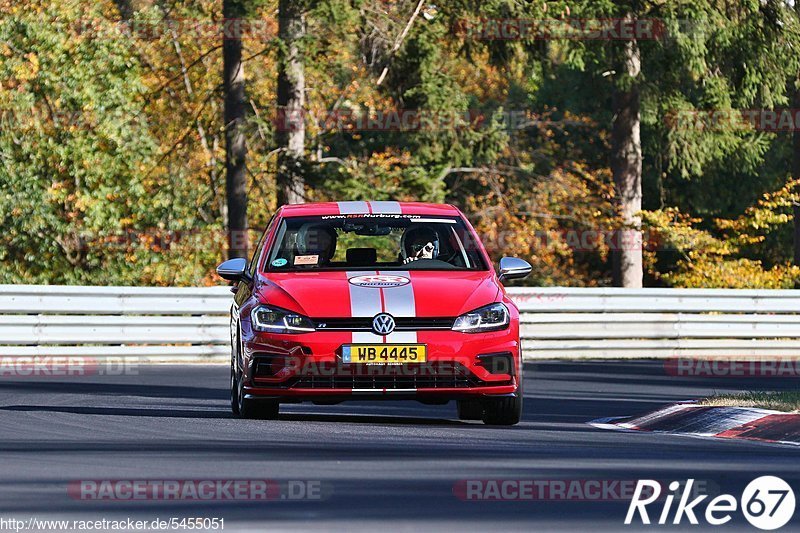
[231,328,279,420]
[231,363,241,416]
[239,394,279,420]
[456,399,484,420]
[234,367,280,419]
[481,379,523,426]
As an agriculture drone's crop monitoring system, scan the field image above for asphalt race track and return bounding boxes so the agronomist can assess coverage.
[0,361,798,532]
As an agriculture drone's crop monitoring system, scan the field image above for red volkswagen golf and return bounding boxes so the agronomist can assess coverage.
[217,201,531,425]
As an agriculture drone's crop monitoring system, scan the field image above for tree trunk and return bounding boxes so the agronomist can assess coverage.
[223,0,249,259]
[276,0,306,206]
[113,0,134,20]
[793,82,800,265]
[610,32,643,288]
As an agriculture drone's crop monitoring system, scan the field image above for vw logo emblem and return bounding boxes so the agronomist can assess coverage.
[372,313,396,335]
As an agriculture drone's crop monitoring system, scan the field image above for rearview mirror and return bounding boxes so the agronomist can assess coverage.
[343,221,393,236]
[498,257,532,282]
[216,258,250,282]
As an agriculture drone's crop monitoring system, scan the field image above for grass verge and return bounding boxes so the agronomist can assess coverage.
[700,391,800,413]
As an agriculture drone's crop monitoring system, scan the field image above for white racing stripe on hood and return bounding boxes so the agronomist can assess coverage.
[338,201,369,214]
[347,271,382,343]
[347,276,383,317]
[379,271,415,317]
[346,270,418,344]
[380,270,417,343]
[381,330,418,343]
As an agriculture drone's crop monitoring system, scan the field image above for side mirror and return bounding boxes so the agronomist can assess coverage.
[498,257,532,282]
[216,258,251,282]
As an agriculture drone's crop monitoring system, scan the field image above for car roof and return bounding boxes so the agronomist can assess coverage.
[279,201,462,218]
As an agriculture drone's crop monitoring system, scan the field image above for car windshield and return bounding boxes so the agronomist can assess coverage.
[264,215,487,272]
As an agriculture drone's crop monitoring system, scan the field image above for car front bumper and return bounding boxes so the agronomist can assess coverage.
[239,327,521,401]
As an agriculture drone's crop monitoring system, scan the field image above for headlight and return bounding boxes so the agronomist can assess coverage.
[452,303,509,333]
[250,305,315,333]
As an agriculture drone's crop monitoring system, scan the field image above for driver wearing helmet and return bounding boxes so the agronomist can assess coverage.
[401,226,440,264]
[296,223,337,265]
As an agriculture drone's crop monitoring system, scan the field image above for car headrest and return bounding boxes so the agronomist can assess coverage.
[346,248,377,266]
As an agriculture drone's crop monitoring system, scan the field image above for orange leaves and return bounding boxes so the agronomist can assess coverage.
[464,164,615,286]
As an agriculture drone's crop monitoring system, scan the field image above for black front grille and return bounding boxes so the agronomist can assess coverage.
[291,363,481,389]
[314,317,454,331]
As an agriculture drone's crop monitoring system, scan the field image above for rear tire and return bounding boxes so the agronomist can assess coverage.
[456,399,484,420]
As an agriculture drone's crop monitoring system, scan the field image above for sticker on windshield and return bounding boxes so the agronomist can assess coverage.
[271,258,288,267]
[294,255,319,266]
[348,275,410,288]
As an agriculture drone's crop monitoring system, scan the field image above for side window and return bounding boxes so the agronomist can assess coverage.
[248,216,275,276]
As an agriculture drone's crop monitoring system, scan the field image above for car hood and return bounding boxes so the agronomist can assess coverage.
[257,270,501,318]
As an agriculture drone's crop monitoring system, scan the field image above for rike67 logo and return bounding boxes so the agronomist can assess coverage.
[626,477,795,530]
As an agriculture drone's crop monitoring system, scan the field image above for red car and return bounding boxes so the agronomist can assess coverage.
[216,201,531,425]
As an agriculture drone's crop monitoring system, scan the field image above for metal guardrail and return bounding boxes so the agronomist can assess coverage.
[508,287,800,358]
[0,285,232,361]
[2,285,799,361]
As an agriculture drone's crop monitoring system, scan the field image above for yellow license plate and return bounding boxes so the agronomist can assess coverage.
[342,344,427,364]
